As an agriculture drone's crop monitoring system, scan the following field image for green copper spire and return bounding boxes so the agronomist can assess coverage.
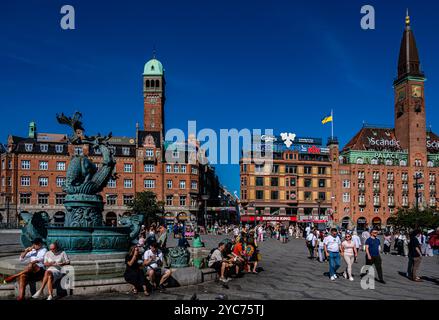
[143,51,164,76]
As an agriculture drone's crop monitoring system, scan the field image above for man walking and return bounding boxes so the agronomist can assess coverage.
[407,229,423,282]
[324,228,342,281]
[365,228,385,284]
[306,229,317,259]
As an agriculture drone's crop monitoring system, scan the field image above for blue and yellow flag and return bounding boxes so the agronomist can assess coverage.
[321,114,333,125]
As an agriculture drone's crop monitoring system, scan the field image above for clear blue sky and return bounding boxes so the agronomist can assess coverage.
[1,0,439,195]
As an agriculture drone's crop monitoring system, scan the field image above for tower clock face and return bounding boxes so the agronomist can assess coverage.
[412,85,422,98]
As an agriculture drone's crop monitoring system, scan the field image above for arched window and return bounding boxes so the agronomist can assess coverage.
[155,80,160,88]
[356,158,364,165]
[427,161,434,168]
[145,80,150,88]
[371,158,378,165]
[150,80,155,88]
[399,160,407,167]
[385,159,393,166]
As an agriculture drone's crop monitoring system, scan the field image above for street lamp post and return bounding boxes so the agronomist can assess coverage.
[315,198,322,222]
[201,194,209,230]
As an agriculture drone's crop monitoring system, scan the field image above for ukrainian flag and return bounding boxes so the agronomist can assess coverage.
[321,114,333,125]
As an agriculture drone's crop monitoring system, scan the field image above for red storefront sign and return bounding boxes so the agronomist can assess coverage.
[240,216,297,222]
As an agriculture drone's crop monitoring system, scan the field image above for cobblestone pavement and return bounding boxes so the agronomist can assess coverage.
[61,235,439,300]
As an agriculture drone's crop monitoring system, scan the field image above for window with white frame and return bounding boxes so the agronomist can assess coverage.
[191,197,198,207]
[38,194,49,205]
[39,161,48,170]
[25,144,33,152]
[56,177,66,187]
[122,147,130,156]
[181,165,187,173]
[144,179,155,189]
[56,161,66,171]
[124,179,133,189]
[1,159,5,169]
[191,181,197,190]
[255,164,263,173]
[1,177,4,187]
[342,180,350,188]
[7,177,12,187]
[145,149,154,157]
[179,195,186,206]
[107,179,116,188]
[20,193,31,205]
[373,195,380,205]
[106,194,117,206]
[21,160,31,170]
[342,193,350,203]
[144,164,155,173]
[191,167,198,174]
[166,164,171,173]
[174,165,179,173]
[39,177,49,187]
[167,180,173,189]
[123,195,134,206]
[40,144,48,153]
[21,176,31,186]
[55,145,64,153]
[74,147,83,155]
[179,180,186,189]
[124,163,133,173]
[166,195,173,206]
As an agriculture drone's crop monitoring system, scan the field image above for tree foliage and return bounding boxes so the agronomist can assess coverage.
[393,206,439,231]
[128,191,164,225]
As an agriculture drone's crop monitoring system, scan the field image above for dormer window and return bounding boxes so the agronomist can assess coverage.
[122,147,130,156]
[356,158,364,165]
[25,144,33,152]
[55,145,64,153]
[371,158,378,165]
[40,144,48,153]
[74,147,84,156]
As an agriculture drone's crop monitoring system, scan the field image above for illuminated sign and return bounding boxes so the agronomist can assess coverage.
[427,140,439,149]
[367,137,400,148]
[373,152,402,159]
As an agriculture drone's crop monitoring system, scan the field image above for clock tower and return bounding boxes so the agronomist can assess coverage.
[143,55,165,140]
[394,12,427,166]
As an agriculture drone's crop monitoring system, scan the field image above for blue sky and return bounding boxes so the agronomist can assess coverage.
[1,0,439,195]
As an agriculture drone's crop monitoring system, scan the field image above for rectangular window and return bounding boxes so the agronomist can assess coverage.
[122,147,130,156]
[55,145,64,153]
[7,177,11,187]
[318,192,326,200]
[144,179,155,189]
[38,194,49,205]
[304,166,312,175]
[106,195,117,206]
[144,164,155,172]
[271,177,279,187]
[166,164,172,173]
[343,193,350,203]
[286,166,297,174]
[123,195,134,206]
[56,177,66,187]
[290,178,296,187]
[40,144,48,153]
[166,195,173,206]
[174,165,179,173]
[191,181,198,190]
[74,147,83,155]
[39,177,49,187]
[21,160,31,170]
[304,178,312,188]
[179,180,186,189]
[25,144,33,152]
[56,194,66,205]
[107,179,116,188]
[21,176,31,186]
[304,191,312,201]
[318,179,326,188]
[255,177,264,187]
[167,180,173,189]
[20,193,31,205]
[124,179,133,189]
[254,165,263,173]
[256,190,264,200]
[271,165,279,173]
[342,180,350,188]
[145,149,154,157]
[179,195,186,206]
[191,167,198,174]
[56,162,66,171]
[181,165,187,173]
[39,161,49,170]
[271,191,279,200]
[318,167,326,175]
[124,163,133,173]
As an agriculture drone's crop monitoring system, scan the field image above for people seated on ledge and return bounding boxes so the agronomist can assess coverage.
[192,233,205,248]
[143,242,172,292]
[208,242,234,283]
[32,241,70,300]
[124,245,150,296]
[4,238,47,300]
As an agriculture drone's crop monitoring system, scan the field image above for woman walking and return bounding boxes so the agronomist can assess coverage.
[341,233,357,281]
[383,232,392,254]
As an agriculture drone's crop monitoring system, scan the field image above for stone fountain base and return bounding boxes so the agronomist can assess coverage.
[47,226,131,254]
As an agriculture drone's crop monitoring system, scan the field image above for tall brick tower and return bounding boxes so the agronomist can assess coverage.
[143,54,166,141]
[393,11,427,166]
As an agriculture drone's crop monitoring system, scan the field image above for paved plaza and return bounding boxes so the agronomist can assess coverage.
[58,234,439,300]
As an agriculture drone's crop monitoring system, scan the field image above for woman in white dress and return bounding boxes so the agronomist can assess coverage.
[32,242,70,300]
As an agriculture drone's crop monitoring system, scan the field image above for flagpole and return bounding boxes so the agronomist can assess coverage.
[331,109,334,139]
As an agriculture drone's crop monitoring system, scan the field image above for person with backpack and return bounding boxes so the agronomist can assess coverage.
[306,229,317,260]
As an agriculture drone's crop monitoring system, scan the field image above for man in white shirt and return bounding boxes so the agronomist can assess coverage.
[143,242,172,291]
[352,231,362,262]
[208,242,233,283]
[306,230,317,259]
[324,228,342,281]
[4,238,47,300]
[305,225,311,237]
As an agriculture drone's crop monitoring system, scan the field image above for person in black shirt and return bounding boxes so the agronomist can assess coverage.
[124,246,149,295]
[407,229,423,282]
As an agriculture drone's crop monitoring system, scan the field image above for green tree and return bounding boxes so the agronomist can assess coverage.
[128,191,164,225]
[393,206,439,231]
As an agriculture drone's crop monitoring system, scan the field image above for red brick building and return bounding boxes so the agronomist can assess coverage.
[331,14,439,230]
[0,57,221,227]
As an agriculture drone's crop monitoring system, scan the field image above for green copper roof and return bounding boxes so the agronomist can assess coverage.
[143,58,164,76]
